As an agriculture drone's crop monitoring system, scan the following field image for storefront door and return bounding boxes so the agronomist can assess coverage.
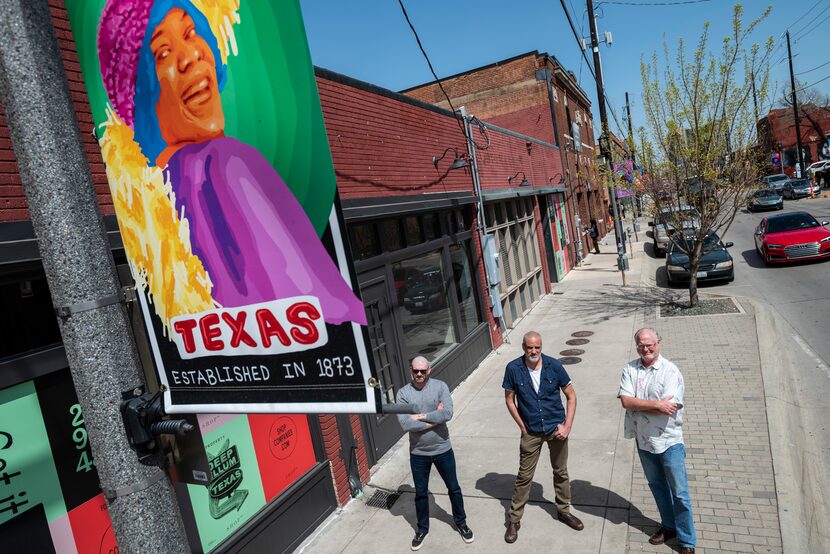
[359,275,407,465]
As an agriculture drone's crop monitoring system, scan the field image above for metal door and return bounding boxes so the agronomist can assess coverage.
[359,276,407,464]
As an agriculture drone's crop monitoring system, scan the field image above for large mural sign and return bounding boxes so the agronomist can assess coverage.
[66,0,378,413]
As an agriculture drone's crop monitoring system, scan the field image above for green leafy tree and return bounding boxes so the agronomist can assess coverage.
[640,4,772,306]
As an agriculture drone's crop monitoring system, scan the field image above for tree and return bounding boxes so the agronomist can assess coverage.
[640,4,772,307]
[776,82,830,167]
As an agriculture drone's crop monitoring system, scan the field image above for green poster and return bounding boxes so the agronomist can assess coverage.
[186,415,265,552]
[0,382,65,525]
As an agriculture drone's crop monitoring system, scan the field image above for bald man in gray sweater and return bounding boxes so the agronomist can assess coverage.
[396,356,474,551]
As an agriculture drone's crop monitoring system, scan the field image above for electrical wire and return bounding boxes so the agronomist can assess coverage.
[395,0,467,141]
[599,0,710,5]
[792,8,830,43]
[795,58,830,77]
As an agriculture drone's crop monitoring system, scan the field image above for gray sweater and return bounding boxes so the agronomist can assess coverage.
[395,378,454,456]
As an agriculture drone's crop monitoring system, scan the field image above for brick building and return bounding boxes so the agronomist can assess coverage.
[402,50,610,261]
[0,5,574,553]
[758,104,830,175]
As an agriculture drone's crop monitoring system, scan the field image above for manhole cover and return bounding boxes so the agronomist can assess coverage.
[560,349,585,356]
[571,331,594,337]
[558,357,582,365]
[366,490,400,510]
[565,338,590,346]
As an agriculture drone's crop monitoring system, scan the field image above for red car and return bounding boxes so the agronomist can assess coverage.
[754,211,830,265]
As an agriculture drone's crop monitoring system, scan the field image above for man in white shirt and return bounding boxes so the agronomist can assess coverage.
[618,328,696,554]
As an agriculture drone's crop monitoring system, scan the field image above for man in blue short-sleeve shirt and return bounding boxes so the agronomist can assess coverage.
[502,331,583,544]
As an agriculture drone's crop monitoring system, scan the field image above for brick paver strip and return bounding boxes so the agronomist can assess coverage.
[626,295,782,553]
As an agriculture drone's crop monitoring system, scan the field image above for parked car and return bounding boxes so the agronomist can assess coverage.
[781,178,812,199]
[747,189,783,212]
[649,205,700,257]
[761,174,789,192]
[402,267,446,313]
[805,160,830,186]
[754,211,830,265]
[665,231,734,285]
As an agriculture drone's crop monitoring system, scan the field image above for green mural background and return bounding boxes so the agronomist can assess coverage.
[64,0,336,236]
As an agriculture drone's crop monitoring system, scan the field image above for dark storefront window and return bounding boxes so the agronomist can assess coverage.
[379,218,404,251]
[450,242,481,338]
[403,216,423,247]
[423,213,439,241]
[394,249,458,365]
[0,278,61,359]
[348,222,381,260]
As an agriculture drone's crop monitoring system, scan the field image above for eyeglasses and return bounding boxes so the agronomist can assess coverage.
[636,343,658,351]
[411,369,428,374]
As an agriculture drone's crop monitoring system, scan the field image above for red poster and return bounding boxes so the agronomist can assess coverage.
[68,494,117,554]
[247,415,316,502]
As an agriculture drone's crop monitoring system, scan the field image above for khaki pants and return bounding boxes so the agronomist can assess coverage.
[508,431,571,523]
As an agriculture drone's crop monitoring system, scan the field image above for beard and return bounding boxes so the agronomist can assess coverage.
[526,353,541,364]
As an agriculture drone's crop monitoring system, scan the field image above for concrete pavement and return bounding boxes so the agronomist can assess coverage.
[298,222,793,554]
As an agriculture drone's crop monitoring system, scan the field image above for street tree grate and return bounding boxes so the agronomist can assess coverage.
[558,357,582,365]
[559,349,585,356]
[565,338,590,346]
[571,331,594,337]
[365,490,400,510]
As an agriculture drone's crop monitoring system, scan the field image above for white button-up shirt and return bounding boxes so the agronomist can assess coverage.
[618,354,685,454]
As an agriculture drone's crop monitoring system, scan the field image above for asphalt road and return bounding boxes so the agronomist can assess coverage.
[641,195,830,367]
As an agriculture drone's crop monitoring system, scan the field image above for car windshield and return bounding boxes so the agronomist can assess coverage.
[659,208,698,223]
[766,213,820,233]
[766,175,788,183]
[755,189,778,198]
[669,232,720,254]
[788,179,809,187]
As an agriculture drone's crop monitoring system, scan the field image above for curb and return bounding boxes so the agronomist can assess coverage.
[744,297,830,553]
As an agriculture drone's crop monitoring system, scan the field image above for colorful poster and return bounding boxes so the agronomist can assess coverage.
[65,0,379,414]
[0,370,115,554]
[185,413,316,552]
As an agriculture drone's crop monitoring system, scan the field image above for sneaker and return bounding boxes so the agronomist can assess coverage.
[411,531,427,551]
[457,524,474,543]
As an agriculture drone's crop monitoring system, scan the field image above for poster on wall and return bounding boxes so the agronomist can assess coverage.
[65,0,379,414]
[183,413,316,552]
[0,370,116,553]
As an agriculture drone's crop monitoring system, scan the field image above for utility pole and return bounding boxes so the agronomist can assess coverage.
[586,0,627,283]
[624,92,639,220]
[786,31,804,178]
[750,68,760,123]
[0,1,189,551]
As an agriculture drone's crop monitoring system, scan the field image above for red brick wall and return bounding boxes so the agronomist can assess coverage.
[317,77,475,199]
[474,126,563,190]
[0,1,113,223]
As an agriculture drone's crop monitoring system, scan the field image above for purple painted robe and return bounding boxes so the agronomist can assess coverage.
[165,136,366,325]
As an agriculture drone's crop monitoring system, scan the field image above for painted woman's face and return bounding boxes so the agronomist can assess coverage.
[150,8,223,147]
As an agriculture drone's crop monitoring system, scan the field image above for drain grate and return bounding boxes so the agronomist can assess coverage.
[571,331,594,337]
[559,349,585,356]
[558,357,582,365]
[365,490,400,510]
[565,338,590,346]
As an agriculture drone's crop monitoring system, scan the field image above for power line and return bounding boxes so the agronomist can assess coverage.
[796,58,830,76]
[782,0,823,33]
[792,8,830,43]
[600,0,710,5]
[395,0,467,141]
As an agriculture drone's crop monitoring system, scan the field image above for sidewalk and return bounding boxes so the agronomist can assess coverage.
[298,224,782,554]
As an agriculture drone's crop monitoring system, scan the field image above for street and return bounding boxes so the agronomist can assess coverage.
[642,195,830,368]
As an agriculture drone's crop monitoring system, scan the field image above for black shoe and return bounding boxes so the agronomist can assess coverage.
[411,531,427,551]
[504,521,520,543]
[558,511,584,531]
[457,524,474,543]
[648,526,677,545]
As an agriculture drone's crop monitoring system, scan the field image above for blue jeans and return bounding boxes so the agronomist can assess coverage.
[410,448,466,533]
[638,443,696,547]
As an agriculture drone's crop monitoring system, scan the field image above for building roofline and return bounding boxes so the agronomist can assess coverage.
[398,50,542,93]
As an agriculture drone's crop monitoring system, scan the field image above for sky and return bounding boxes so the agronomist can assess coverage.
[299,0,830,144]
